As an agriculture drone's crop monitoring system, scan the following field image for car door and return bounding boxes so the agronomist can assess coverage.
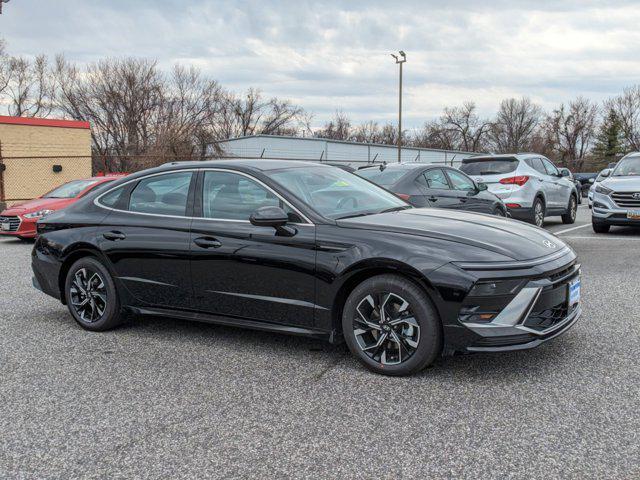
[96,170,196,309]
[416,168,459,209]
[189,169,318,328]
[541,158,567,207]
[526,158,552,204]
[444,168,492,213]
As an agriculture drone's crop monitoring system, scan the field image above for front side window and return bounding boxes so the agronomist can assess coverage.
[447,169,476,191]
[202,171,301,222]
[129,171,192,216]
[43,179,100,199]
[542,159,559,176]
[422,169,450,189]
[266,166,407,220]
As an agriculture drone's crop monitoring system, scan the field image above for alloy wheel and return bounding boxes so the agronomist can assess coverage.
[535,201,544,227]
[69,267,107,323]
[570,198,577,221]
[353,292,420,365]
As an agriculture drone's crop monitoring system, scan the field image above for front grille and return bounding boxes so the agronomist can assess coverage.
[0,216,21,232]
[548,264,575,283]
[611,192,640,208]
[473,334,534,347]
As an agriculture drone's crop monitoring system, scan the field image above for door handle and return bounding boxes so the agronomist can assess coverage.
[103,231,126,241]
[460,197,468,203]
[428,196,438,202]
[194,237,222,249]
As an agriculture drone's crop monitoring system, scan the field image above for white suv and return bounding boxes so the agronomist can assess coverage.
[459,154,579,227]
[591,152,640,233]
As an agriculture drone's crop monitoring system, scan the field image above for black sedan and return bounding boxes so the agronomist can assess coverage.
[32,160,581,376]
[356,163,507,216]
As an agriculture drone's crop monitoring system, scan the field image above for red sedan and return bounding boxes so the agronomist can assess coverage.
[0,176,122,240]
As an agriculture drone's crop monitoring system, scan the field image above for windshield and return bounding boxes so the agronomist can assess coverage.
[612,156,640,176]
[42,179,100,198]
[266,166,409,220]
[356,167,409,186]
[460,158,519,175]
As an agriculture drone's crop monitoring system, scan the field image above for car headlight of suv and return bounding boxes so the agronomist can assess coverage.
[467,279,524,297]
[595,185,613,195]
[23,209,54,219]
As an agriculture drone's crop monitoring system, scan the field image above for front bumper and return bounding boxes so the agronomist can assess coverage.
[0,214,37,238]
[592,191,640,226]
[457,261,581,352]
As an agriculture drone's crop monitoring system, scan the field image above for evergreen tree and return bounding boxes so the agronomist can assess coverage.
[593,108,625,159]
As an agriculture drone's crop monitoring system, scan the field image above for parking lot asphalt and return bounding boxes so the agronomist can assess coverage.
[1,204,639,479]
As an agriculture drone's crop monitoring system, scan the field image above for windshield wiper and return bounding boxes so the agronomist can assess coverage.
[379,205,412,213]
[336,212,378,220]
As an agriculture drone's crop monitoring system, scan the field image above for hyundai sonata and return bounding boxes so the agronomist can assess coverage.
[32,160,581,376]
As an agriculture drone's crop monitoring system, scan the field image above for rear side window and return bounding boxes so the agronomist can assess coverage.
[460,158,518,175]
[357,168,408,186]
[99,187,125,208]
[129,172,193,216]
[526,158,547,175]
[422,169,450,189]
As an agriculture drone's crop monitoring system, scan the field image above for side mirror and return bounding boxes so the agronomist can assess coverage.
[476,182,488,191]
[560,169,570,177]
[250,206,296,236]
[250,206,289,227]
[601,169,611,178]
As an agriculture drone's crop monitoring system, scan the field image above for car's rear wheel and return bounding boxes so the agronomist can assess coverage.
[592,220,610,234]
[342,274,442,376]
[529,197,545,227]
[64,257,122,331]
[561,195,577,224]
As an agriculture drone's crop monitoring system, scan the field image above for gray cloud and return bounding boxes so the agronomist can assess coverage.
[2,0,640,128]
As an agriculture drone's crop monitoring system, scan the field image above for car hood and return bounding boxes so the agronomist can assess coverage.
[601,177,640,191]
[337,208,568,261]
[1,197,72,215]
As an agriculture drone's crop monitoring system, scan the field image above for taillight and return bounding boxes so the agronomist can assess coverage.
[499,176,529,186]
[396,193,411,201]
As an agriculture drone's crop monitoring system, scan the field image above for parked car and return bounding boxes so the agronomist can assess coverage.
[558,168,582,204]
[32,160,581,376]
[587,169,610,208]
[592,152,640,233]
[356,163,507,216]
[325,163,356,173]
[459,154,579,227]
[0,176,122,240]
[574,172,598,197]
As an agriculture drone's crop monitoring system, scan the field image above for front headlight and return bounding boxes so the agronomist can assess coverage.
[595,185,613,195]
[467,279,524,297]
[23,209,54,219]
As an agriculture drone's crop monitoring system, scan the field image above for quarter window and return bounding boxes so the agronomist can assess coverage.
[422,169,450,189]
[446,169,476,191]
[99,186,125,208]
[202,171,301,222]
[129,172,193,216]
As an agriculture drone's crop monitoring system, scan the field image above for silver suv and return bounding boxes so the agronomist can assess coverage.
[460,154,579,227]
[591,152,640,233]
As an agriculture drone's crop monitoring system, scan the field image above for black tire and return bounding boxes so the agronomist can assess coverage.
[561,195,577,224]
[492,206,506,217]
[592,220,610,234]
[341,274,442,376]
[529,197,545,227]
[64,257,123,331]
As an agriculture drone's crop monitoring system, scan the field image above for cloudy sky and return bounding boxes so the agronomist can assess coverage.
[2,0,640,129]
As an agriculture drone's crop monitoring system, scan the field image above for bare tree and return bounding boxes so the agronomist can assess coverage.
[214,88,305,140]
[314,111,352,140]
[607,85,640,151]
[415,102,488,152]
[0,38,9,98]
[2,54,54,117]
[488,97,541,153]
[542,96,598,170]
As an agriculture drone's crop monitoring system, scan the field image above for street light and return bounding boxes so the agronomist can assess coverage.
[391,50,406,163]
[0,0,9,15]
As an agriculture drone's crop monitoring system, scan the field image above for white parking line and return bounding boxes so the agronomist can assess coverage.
[562,236,640,240]
[553,224,591,235]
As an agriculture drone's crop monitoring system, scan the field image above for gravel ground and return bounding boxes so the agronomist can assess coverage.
[1,205,639,479]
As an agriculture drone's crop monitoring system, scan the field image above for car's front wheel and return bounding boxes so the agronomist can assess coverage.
[592,220,610,234]
[342,274,442,376]
[64,257,123,331]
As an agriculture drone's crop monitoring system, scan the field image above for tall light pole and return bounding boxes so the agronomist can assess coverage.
[391,50,406,163]
[0,0,10,14]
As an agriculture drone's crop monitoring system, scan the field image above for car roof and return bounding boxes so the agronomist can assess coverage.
[159,158,330,172]
[359,163,447,171]
[463,153,540,161]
